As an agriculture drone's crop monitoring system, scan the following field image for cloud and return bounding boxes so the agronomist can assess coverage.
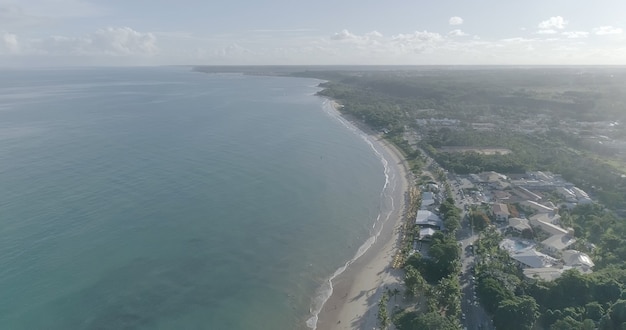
[448,29,468,37]
[562,31,589,39]
[91,27,157,55]
[1,31,19,53]
[330,29,383,44]
[391,31,445,53]
[537,29,558,35]
[330,29,357,41]
[365,30,383,38]
[593,26,623,35]
[35,27,157,56]
[538,16,567,30]
[449,16,463,25]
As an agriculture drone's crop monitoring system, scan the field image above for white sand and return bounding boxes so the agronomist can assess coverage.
[315,102,411,330]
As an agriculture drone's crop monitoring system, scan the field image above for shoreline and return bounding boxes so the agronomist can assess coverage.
[312,100,412,330]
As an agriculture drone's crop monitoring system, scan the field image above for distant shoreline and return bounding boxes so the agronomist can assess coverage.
[310,99,412,330]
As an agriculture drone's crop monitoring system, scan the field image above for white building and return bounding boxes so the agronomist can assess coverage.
[511,249,558,268]
[542,234,577,253]
[415,210,443,230]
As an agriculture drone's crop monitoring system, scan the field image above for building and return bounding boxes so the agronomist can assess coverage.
[530,213,561,225]
[421,192,436,210]
[521,200,558,214]
[529,216,568,236]
[562,250,594,270]
[508,217,531,234]
[419,227,437,241]
[523,267,565,281]
[511,249,557,268]
[492,203,510,222]
[415,210,443,230]
[542,234,577,253]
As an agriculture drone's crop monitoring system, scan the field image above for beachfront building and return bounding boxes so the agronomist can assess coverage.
[419,228,437,241]
[421,192,436,210]
[415,210,443,241]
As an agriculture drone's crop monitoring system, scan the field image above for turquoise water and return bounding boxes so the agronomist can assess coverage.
[0,68,388,329]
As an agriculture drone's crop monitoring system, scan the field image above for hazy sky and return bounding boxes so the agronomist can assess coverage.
[1,0,625,66]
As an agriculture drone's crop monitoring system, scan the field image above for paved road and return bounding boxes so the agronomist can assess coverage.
[450,178,494,330]
[413,143,494,329]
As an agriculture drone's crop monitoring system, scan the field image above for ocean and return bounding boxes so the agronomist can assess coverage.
[0,67,392,329]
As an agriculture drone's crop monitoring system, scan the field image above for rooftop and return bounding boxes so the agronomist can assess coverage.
[542,234,577,251]
[511,249,558,268]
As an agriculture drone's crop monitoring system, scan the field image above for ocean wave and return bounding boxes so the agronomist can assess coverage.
[306,99,398,329]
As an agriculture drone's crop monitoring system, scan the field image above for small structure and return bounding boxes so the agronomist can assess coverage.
[523,267,565,281]
[415,210,443,230]
[530,213,561,225]
[511,249,557,268]
[530,216,568,236]
[562,250,594,270]
[542,234,577,253]
[493,190,511,202]
[521,200,558,214]
[492,203,510,222]
[421,192,436,210]
[508,217,531,234]
[419,228,437,241]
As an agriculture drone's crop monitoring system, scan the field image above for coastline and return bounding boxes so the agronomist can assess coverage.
[312,100,412,330]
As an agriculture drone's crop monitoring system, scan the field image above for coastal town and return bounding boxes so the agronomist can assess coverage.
[412,165,597,329]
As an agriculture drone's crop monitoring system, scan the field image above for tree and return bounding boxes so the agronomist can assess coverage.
[405,265,427,297]
[585,301,604,321]
[608,299,626,329]
[396,311,459,330]
[478,277,514,314]
[493,296,539,330]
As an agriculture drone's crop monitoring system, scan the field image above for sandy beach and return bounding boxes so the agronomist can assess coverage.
[315,101,412,330]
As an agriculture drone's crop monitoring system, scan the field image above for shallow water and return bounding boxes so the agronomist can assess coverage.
[0,67,387,329]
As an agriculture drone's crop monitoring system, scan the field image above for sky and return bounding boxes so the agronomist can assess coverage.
[1,0,626,66]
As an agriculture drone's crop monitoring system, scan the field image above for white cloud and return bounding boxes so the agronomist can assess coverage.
[593,26,623,35]
[34,27,157,56]
[448,29,468,37]
[91,27,157,55]
[330,29,384,44]
[391,30,445,54]
[330,29,357,41]
[538,16,567,30]
[449,16,463,25]
[537,29,558,35]
[365,30,383,39]
[1,31,19,53]
[562,31,589,38]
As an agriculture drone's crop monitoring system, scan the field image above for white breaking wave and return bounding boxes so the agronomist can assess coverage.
[306,99,398,329]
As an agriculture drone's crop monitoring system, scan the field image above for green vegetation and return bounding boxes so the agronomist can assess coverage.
[397,196,462,329]
[420,128,626,209]
[472,215,626,329]
[378,291,390,329]
[281,67,626,329]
